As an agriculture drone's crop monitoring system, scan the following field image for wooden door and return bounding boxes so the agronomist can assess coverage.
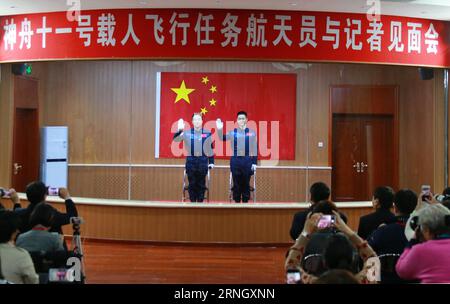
[11,76,39,192]
[332,115,365,201]
[332,115,395,201]
[361,116,395,198]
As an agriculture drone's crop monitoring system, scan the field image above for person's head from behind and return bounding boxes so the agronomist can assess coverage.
[0,211,21,244]
[309,182,330,204]
[415,204,450,241]
[29,202,56,229]
[313,269,360,284]
[192,113,203,130]
[236,111,248,129]
[311,200,338,215]
[323,233,356,273]
[394,189,417,216]
[372,186,394,210]
[26,181,47,205]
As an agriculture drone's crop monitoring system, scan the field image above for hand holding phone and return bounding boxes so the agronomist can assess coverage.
[421,185,432,202]
[0,188,11,197]
[286,269,301,284]
[47,187,60,196]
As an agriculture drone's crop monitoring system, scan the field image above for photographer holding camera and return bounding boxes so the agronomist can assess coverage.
[396,202,450,283]
[16,202,65,253]
[289,182,348,240]
[15,181,78,235]
[285,209,379,284]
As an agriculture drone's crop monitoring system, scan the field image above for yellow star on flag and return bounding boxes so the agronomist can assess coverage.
[201,76,209,85]
[209,98,217,106]
[171,80,195,104]
[209,85,217,93]
[200,107,208,115]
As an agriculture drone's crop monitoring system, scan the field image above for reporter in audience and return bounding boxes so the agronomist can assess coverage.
[358,186,396,239]
[289,182,347,240]
[16,202,65,253]
[368,189,417,283]
[285,211,379,284]
[300,200,348,276]
[396,203,450,283]
[0,211,38,284]
[15,181,78,234]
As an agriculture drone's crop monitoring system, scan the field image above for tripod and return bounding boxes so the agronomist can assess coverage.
[71,221,86,283]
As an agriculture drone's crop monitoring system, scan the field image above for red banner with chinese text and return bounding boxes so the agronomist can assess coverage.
[0,9,449,67]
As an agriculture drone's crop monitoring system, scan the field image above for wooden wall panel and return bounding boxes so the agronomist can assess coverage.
[0,64,14,187]
[392,68,438,192]
[331,86,397,115]
[14,76,39,109]
[433,71,445,192]
[448,71,450,189]
[68,167,130,200]
[43,61,132,164]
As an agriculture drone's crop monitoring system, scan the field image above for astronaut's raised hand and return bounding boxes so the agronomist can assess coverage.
[216,118,223,130]
[177,118,185,131]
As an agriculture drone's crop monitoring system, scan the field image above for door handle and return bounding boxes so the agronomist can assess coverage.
[352,162,361,173]
[360,162,368,173]
[13,163,23,175]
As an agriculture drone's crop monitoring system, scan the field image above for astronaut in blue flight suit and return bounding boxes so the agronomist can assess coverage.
[173,113,214,202]
[216,111,257,203]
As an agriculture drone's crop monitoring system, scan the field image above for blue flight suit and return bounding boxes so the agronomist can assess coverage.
[174,128,214,202]
[219,127,257,203]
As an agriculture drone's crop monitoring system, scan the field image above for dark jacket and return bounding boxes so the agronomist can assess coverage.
[218,127,258,165]
[357,208,396,240]
[173,128,214,165]
[289,208,348,240]
[368,215,418,284]
[14,199,78,235]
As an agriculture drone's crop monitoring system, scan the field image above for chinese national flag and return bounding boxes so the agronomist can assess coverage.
[157,72,296,160]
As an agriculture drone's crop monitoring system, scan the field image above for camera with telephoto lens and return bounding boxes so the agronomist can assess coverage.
[435,194,450,203]
[70,217,84,225]
[409,216,419,231]
[0,188,11,198]
[410,215,450,231]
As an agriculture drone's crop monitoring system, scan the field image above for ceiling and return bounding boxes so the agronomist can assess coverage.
[0,0,450,21]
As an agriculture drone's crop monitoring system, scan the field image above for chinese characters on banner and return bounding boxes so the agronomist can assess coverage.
[1,9,449,67]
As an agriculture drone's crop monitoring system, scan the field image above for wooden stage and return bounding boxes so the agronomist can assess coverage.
[2,195,372,244]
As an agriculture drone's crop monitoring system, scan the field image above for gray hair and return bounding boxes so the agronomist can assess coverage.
[416,204,450,234]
